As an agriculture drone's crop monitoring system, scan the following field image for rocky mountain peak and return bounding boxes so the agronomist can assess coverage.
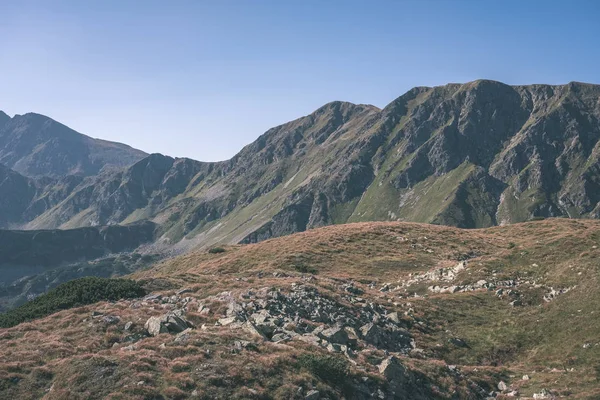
[0,111,10,127]
[0,111,147,178]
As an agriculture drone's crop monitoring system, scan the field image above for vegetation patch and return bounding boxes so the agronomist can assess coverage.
[0,277,146,328]
[297,353,349,384]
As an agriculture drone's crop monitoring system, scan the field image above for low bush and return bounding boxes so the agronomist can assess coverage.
[297,353,349,384]
[0,277,146,328]
[208,247,226,254]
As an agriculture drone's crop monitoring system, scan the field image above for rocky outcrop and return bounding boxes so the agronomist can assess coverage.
[201,283,415,356]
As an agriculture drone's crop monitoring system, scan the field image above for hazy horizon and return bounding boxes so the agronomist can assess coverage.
[2,0,599,161]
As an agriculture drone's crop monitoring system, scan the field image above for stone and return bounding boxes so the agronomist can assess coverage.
[522,375,530,380]
[449,337,468,348]
[143,294,162,302]
[174,328,193,343]
[124,321,133,331]
[218,316,239,326]
[164,314,189,333]
[271,333,290,342]
[360,323,383,346]
[198,306,210,315]
[145,316,168,336]
[242,321,267,340]
[533,389,550,399]
[498,381,508,391]
[305,390,320,400]
[378,356,406,381]
[102,315,120,325]
[319,327,348,345]
[296,334,321,346]
[145,312,191,336]
[386,312,400,323]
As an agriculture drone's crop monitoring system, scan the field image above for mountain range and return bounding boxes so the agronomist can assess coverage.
[2,80,600,247]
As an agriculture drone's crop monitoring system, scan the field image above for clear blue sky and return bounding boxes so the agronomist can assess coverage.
[1,0,599,161]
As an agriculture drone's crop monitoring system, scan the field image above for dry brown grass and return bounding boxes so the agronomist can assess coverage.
[2,219,600,398]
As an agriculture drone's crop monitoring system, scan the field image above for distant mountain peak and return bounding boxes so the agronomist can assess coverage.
[0,111,147,178]
[0,110,10,127]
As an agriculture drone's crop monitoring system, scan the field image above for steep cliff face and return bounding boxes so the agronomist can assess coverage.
[0,112,147,178]
[2,81,600,247]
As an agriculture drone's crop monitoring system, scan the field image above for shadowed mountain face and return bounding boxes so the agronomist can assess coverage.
[0,112,147,178]
[0,221,158,311]
[2,81,600,248]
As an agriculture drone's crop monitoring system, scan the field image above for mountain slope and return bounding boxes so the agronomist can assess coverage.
[0,112,147,178]
[4,81,600,249]
[1,219,599,399]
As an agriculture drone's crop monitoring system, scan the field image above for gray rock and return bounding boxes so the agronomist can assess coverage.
[145,316,168,336]
[218,316,239,326]
[449,337,469,348]
[164,314,189,333]
[102,315,120,325]
[174,328,193,343]
[145,311,191,336]
[386,312,400,323]
[305,389,320,400]
[271,333,290,342]
[379,356,407,381]
[319,327,349,345]
[242,321,267,340]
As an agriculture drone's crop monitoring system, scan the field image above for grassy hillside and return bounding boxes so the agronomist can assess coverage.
[1,218,599,398]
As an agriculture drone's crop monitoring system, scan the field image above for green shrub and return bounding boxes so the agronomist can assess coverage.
[297,353,349,383]
[0,277,146,328]
[208,247,226,254]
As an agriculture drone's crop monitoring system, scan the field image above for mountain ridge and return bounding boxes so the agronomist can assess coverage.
[1,80,600,250]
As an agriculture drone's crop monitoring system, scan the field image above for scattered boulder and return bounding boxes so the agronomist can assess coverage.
[145,316,168,336]
[319,327,348,345]
[174,328,193,343]
[386,312,400,323]
[218,316,239,326]
[242,321,267,340]
[102,315,120,325]
[305,389,320,400]
[448,337,469,348]
[145,311,192,336]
